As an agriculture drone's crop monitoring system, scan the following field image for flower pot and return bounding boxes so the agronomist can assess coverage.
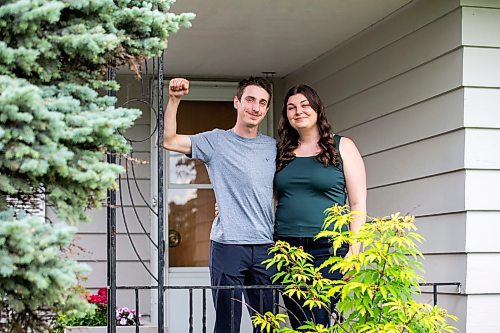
[64,325,160,333]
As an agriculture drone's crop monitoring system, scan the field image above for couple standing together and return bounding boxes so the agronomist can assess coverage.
[163,76,366,332]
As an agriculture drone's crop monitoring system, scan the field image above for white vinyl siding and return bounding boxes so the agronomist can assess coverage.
[461,3,500,331]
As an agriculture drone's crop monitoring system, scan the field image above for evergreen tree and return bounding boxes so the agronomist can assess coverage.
[0,210,92,332]
[0,0,194,222]
[0,0,194,331]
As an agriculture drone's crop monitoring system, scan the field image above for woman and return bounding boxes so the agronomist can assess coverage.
[274,84,366,328]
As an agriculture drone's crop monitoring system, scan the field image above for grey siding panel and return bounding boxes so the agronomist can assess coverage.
[464,87,500,128]
[314,8,462,105]
[119,152,151,179]
[46,201,152,235]
[340,89,464,155]
[364,130,464,188]
[284,0,467,246]
[83,261,151,289]
[421,254,467,290]
[414,294,467,328]
[465,129,500,168]
[116,179,151,207]
[466,253,500,294]
[466,295,500,333]
[285,0,460,85]
[116,74,152,126]
[463,47,500,87]
[416,213,467,253]
[73,234,151,261]
[465,170,500,210]
[462,7,500,46]
[466,211,500,252]
[79,207,152,234]
[329,49,463,131]
[123,125,153,152]
[367,171,465,217]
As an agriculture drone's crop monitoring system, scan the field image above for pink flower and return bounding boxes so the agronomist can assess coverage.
[115,307,138,326]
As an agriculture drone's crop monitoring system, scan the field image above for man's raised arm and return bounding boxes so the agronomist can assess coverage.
[163,78,192,154]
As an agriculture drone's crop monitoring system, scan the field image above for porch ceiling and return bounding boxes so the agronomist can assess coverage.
[160,0,413,79]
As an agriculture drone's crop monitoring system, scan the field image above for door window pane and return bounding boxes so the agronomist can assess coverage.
[168,153,210,184]
[168,188,215,267]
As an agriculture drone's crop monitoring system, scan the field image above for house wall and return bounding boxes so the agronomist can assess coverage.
[461,0,500,332]
[283,0,473,331]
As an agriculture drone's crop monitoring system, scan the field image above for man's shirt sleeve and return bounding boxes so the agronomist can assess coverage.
[189,129,220,163]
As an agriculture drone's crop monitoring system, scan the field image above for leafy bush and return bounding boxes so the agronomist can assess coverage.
[253,205,457,333]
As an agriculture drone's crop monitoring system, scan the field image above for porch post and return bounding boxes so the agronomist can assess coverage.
[106,66,117,333]
[156,52,166,333]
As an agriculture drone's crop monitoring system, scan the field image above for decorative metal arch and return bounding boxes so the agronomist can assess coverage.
[106,53,165,333]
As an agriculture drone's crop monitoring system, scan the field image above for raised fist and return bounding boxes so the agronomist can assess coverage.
[169,78,189,98]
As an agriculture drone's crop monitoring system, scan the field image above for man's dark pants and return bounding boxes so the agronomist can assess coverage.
[210,241,277,333]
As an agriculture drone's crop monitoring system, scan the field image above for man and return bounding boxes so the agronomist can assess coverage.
[163,77,276,333]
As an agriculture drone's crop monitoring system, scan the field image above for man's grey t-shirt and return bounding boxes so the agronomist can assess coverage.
[190,129,276,244]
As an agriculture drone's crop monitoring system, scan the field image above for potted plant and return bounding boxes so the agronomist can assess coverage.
[253,205,458,333]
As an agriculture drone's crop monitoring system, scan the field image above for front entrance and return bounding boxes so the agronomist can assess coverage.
[164,81,273,332]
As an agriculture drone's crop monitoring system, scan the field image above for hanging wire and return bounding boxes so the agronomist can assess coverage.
[124,155,158,248]
[125,147,159,217]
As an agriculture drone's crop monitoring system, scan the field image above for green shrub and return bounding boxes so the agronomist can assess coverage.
[253,205,457,333]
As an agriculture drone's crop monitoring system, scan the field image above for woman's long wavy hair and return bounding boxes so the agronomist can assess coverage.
[276,84,339,172]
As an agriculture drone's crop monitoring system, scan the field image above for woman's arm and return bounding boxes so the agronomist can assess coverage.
[339,137,367,255]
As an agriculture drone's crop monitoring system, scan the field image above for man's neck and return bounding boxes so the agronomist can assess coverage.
[232,123,259,138]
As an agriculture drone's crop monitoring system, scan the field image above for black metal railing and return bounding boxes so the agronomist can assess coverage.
[419,282,461,306]
[115,282,461,333]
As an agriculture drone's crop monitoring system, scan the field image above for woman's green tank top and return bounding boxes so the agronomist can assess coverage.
[274,135,346,237]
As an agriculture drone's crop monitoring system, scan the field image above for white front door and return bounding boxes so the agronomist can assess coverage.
[163,81,273,332]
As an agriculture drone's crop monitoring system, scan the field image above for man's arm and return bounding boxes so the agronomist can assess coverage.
[163,78,192,154]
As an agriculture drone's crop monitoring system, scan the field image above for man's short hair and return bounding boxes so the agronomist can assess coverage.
[236,77,272,104]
